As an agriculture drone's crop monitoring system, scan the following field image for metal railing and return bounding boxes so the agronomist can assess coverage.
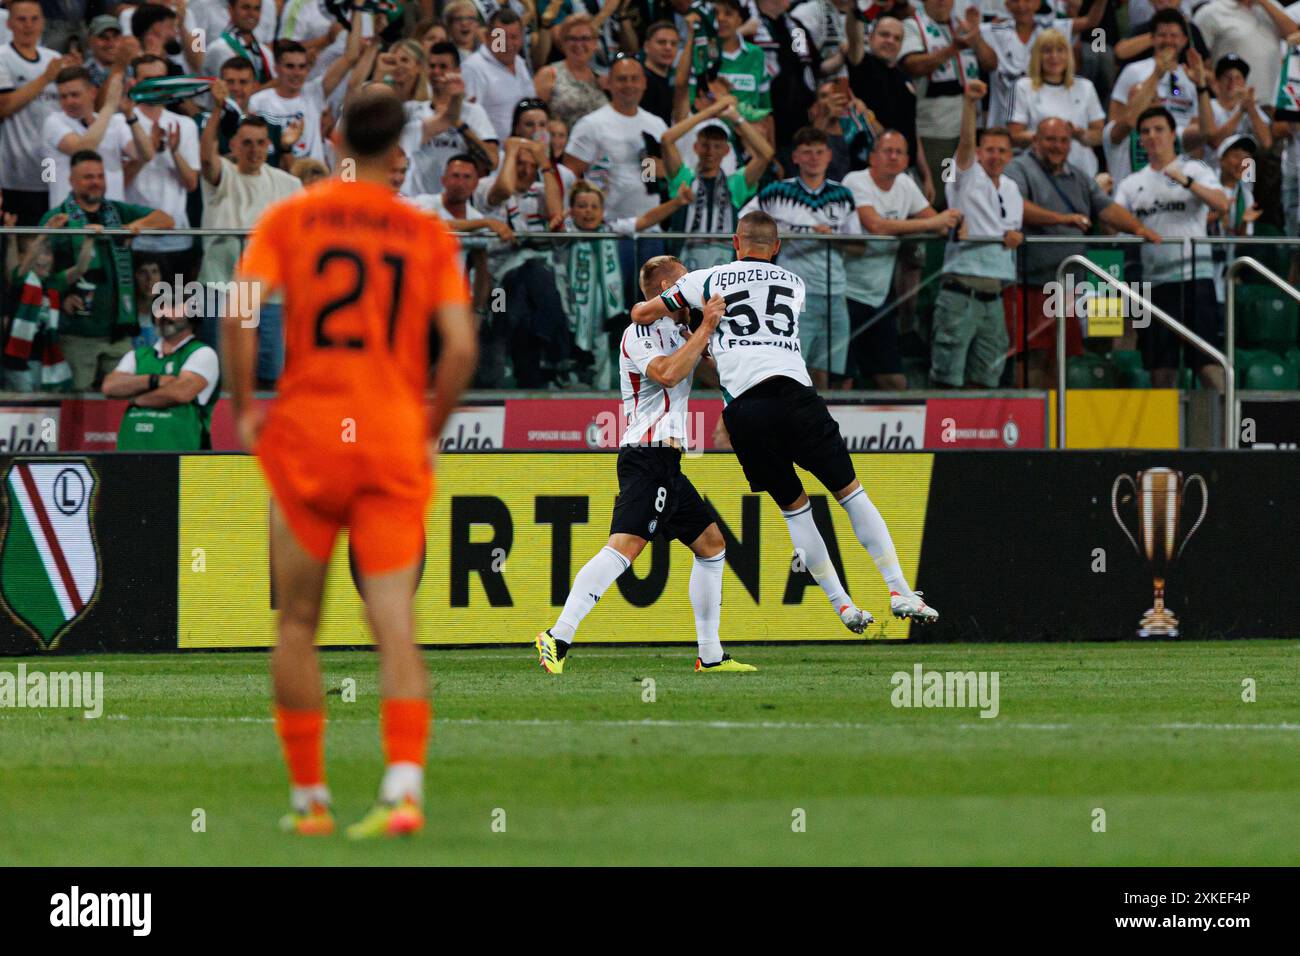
[1055,254,1236,449]
[1225,255,1300,447]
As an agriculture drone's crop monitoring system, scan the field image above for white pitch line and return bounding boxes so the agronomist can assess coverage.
[53,715,1300,732]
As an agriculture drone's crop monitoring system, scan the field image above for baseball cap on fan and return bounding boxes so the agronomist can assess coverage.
[1217,133,1257,160]
[89,15,123,37]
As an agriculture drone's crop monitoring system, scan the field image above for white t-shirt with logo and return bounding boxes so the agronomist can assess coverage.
[403,99,496,197]
[618,317,697,446]
[43,111,134,204]
[1114,159,1226,283]
[128,110,200,253]
[981,17,1073,129]
[250,78,325,163]
[1010,76,1105,177]
[943,160,1024,282]
[565,104,668,224]
[740,177,861,296]
[842,169,930,307]
[0,44,61,191]
[660,260,812,400]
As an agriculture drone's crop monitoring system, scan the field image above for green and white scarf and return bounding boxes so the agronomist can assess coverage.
[61,195,135,341]
[557,217,624,352]
[221,28,273,83]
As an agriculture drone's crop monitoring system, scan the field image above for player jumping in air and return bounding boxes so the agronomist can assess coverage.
[225,91,478,838]
[534,256,757,674]
[630,211,938,629]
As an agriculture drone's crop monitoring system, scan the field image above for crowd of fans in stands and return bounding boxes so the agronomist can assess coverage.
[1,0,1298,394]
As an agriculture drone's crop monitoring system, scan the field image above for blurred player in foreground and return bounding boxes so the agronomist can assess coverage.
[630,211,938,628]
[224,91,477,839]
[534,257,756,674]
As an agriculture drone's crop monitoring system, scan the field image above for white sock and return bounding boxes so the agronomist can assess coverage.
[379,762,424,805]
[551,546,630,643]
[689,550,725,664]
[290,783,331,813]
[781,504,852,611]
[837,486,910,594]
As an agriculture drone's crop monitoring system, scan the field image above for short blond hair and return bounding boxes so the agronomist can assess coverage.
[1029,29,1074,90]
[639,255,685,299]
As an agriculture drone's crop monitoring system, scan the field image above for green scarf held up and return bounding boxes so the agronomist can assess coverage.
[558,219,624,353]
[60,195,136,342]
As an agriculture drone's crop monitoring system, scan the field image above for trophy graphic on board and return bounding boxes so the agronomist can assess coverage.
[1111,468,1208,637]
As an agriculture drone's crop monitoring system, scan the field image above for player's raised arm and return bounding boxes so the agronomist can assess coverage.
[644,294,725,388]
[630,267,708,325]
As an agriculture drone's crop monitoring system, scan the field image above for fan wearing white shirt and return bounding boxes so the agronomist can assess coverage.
[460,7,535,141]
[1007,29,1105,177]
[1195,53,1273,172]
[931,79,1024,389]
[403,41,500,196]
[1114,105,1230,390]
[43,67,154,206]
[843,130,959,389]
[125,55,202,278]
[249,15,364,166]
[978,0,1107,130]
[1106,9,1204,181]
[0,0,70,224]
[203,0,277,84]
[409,154,513,319]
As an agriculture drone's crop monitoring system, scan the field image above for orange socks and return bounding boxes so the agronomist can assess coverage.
[382,698,431,767]
[275,706,325,787]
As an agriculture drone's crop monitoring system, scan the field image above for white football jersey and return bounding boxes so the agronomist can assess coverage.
[618,318,697,447]
[661,260,811,401]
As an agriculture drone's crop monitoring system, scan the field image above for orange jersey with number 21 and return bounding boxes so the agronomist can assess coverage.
[237,178,470,573]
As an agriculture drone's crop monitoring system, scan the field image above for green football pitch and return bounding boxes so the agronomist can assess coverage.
[1,642,1296,866]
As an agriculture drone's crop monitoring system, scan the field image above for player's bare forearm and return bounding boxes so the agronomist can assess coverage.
[630,297,672,325]
[646,322,712,387]
[427,303,478,440]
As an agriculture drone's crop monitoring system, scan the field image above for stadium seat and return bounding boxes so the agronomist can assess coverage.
[1241,224,1294,281]
[1243,355,1300,390]
[1234,348,1268,381]
[1239,291,1300,349]
[1066,354,1117,388]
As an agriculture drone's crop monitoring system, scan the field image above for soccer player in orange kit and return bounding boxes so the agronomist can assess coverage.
[223,90,478,839]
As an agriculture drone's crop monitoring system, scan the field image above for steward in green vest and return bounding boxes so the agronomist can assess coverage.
[103,311,221,450]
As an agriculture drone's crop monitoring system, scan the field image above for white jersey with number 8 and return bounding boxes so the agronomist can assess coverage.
[660,261,811,401]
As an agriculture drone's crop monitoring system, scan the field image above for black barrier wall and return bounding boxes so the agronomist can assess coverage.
[0,456,178,654]
[1,451,1293,654]
[915,452,1298,641]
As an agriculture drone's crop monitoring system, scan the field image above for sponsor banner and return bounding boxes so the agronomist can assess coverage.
[0,455,177,654]
[0,406,61,453]
[829,404,926,451]
[1240,399,1300,450]
[916,451,1300,641]
[177,454,934,648]
[43,400,124,452]
[503,398,724,451]
[1048,390,1181,449]
[924,397,1045,449]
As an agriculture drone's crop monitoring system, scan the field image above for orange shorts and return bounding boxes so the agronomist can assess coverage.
[257,444,432,577]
